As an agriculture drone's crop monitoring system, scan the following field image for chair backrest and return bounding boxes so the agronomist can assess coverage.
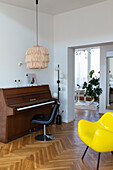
[98,112,113,132]
[48,100,60,124]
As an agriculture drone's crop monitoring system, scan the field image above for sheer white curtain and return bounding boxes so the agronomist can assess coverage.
[90,48,100,78]
[74,47,100,90]
[75,50,88,89]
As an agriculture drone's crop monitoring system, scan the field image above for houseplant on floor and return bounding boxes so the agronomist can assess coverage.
[82,70,102,106]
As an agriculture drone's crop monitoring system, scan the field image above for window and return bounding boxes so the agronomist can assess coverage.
[90,48,100,78]
[74,47,100,89]
[75,49,88,87]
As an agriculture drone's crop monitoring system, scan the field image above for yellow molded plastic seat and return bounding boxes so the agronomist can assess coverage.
[78,112,113,170]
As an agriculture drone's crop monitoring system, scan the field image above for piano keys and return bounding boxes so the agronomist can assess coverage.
[0,85,55,143]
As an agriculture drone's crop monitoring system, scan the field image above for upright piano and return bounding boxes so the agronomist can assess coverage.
[0,85,55,143]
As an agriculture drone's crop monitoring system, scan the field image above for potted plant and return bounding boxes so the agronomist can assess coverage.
[82,70,102,104]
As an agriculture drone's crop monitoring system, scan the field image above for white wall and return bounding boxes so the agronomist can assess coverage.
[54,0,113,122]
[0,3,54,92]
[1,1,113,123]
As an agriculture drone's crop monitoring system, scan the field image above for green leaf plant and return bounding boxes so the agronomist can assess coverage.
[82,70,102,102]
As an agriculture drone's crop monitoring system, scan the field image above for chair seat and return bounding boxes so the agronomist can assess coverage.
[32,114,50,121]
[78,120,98,147]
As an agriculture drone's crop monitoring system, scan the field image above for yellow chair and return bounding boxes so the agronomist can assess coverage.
[78,112,113,170]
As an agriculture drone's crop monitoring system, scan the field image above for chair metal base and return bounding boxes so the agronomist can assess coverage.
[35,134,55,142]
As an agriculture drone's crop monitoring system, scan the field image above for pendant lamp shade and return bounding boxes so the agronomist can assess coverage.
[25,0,49,69]
[26,46,49,69]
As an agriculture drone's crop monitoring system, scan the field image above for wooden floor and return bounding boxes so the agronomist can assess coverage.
[0,109,113,170]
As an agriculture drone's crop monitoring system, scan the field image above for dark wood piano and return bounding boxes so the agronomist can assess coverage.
[0,85,55,143]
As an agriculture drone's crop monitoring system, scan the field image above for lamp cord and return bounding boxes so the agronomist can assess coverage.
[36,0,38,46]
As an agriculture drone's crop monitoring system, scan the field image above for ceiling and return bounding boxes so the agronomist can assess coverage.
[0,0,108,15]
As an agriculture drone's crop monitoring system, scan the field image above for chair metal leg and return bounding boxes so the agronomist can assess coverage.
[97,152,101,170]
[44,125,46,136]
[44,125,46,141]
[81,146,89,160]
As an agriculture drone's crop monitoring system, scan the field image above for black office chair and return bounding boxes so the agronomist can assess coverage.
[31,100,60,142]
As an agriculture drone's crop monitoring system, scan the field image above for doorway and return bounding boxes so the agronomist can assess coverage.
[67,42,113,123]
[106,57,113,110]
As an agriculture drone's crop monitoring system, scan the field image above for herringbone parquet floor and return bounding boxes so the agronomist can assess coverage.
[0,109,113,170]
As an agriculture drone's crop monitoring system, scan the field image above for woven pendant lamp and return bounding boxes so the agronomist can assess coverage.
[25,0,49,69]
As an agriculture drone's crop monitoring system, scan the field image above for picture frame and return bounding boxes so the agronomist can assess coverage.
[26,73,37,85]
